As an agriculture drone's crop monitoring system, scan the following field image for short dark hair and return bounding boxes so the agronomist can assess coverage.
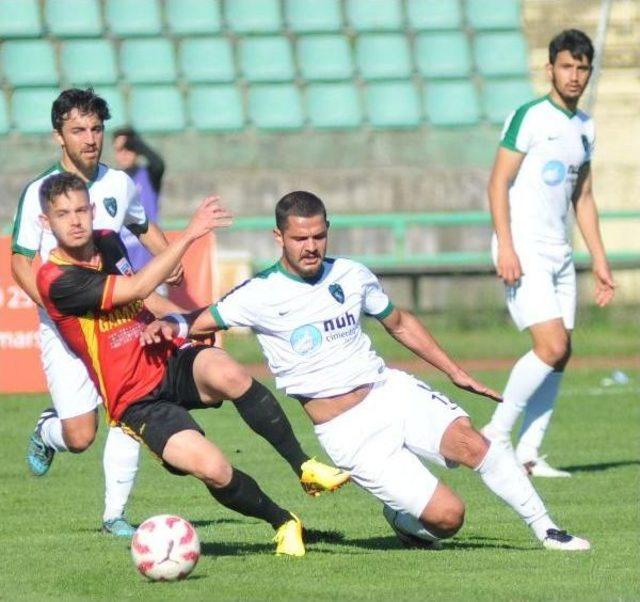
[549,29,594,65]
[51,88,110,132]
[275,191,327,231]
[39,172,88,213]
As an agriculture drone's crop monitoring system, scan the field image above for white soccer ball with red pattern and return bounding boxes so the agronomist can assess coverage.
[131,515,200,581]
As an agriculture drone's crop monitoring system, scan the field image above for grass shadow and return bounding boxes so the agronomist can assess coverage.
[558,459,640,473]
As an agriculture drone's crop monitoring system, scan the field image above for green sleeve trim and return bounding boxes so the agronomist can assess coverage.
[500,96,545,153]
[209,305,228,330]
[10,243,37,258]
[127,218,149,237]
[372,301,394,320]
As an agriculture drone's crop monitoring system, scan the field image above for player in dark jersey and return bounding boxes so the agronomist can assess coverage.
[36,172,349,556]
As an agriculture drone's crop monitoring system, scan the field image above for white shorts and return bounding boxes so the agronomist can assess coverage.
[39,309,101,420]
[314,369,468,518]
[492,236,576,331]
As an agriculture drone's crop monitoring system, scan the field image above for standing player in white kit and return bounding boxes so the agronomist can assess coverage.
[482,30,616,477]
[11,88,182,536]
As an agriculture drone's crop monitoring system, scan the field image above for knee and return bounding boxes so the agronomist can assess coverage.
[64,429,96,453]
[211,353,252,400]
[423,500,465,538]
[442,419,489,468]
[537,336,571,367]
[196,458,233,489]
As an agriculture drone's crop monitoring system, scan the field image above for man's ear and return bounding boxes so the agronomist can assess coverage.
[545,62,553,82]
[52,127,64,148]
[273,227,283,248]
[39,213,51,232]
[91,203,96,220]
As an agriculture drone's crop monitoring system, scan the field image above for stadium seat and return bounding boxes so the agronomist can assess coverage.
[0,93,10,135]
[481,77,534,124]
[415,32,472,79]
[93,86,127,129]
[306,83,362,129]
[1,41,58,87]
[45,0,103,37]
[60,40,117,86]
[365,81,422,129]
[474,32,529,77]
[466,0,522,30]
[129,86,186,132]
[188,85,245,131]
[239,37,295,83]
[285,0,342,33]
[297,35,353,81]
[346,0,403,31]
[424,80,480,126]
[179,38,235,83]
[406,0,462,30]
[106,0,162,37]
[248,84,304,129]
[166,0,222,35]
[0,0,41,38]
[120,39,177,84]
[11,88,60,134]
[356,34,412,80]
[225,0,282,34]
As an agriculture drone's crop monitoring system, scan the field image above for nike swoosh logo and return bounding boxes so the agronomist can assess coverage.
[278,310,289,316]
[547,136,559,140]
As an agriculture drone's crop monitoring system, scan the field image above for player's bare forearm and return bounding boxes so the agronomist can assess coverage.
[139,307,213,346]
[137,222,169,255]
[10,252,43,307]
[574,191,607,264]
[144,292,185,317]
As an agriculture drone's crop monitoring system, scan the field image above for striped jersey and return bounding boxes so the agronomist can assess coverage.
[210,258,394,398]
[500,95,595,245]
[37,231,182,422]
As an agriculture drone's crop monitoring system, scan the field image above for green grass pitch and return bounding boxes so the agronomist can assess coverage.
[1,315,638,601]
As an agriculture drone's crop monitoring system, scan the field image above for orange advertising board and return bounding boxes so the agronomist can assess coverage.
[0,233,217,394]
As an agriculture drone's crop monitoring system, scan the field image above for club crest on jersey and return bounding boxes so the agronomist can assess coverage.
[115,257,134,276]
[103,196,117,217]
[329,283,345,304]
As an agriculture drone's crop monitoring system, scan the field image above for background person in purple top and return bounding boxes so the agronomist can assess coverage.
[113,127,165,271]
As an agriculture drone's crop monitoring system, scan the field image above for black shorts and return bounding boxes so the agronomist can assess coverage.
[119,344,214,474]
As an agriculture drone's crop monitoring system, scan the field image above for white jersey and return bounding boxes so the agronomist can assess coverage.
[11,162,147,261]
[211,258,394,398]
[500,95,595,246]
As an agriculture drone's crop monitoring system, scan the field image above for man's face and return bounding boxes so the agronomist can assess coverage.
[54,109,104,175]
[548,50,592,102]
[113,135,138,170]
[275,214,329,279]
[40,189,95,251]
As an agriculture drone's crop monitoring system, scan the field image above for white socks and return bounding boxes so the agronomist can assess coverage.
[40,416,68,452]
[488,351,554,438]
[516,371,563,463]
[476,441,557,541]
[102,427,140,522]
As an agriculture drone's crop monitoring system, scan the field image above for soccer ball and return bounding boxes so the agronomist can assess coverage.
[131,515,200,581]
[382,504,441,549]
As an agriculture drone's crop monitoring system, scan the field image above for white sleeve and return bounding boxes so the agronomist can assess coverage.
[123,174,147,228]
[11,183,43,257]
[210,280,260,329]
[500,107,534,154]
[359,264,394,319]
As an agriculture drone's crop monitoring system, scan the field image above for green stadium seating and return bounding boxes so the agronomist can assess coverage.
[45,0,103,37]
[11,88,59,134]
[129,86,186,132]
[481,77,533,124]
[166,0,222,35]
[365,81,422,128]
[424,80,480,126]
[0,0,41,38]
[297,35,353,81]
[346,0,403,31]
[415,32,471,78]
[248,84,304,129]
[60,40,117,86]
[179,38,235,83]
[106,0,162,37]
[285,0,342,33]
[2,41,58,87]
[120,39,177,84]
[356,34,412,80]
[466,0,522,30]
[474,32,529,77]
[0,93,10,135]
[225,0,282,34]
[188,85,245,131]
[93,86,127,129]
[306,83,362,129]
[406,0,462,30]
[239,37,295,83]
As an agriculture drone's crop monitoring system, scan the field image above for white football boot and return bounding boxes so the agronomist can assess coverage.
[521,455,571,478]
[543,529,590,551]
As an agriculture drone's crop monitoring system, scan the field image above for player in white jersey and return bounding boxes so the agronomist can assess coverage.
[142,191,591,551]
[11,89,182,536]
[482,30,615,477]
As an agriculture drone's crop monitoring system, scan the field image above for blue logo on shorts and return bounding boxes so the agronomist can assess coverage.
[541,160,566,186]
[290,325,322,355]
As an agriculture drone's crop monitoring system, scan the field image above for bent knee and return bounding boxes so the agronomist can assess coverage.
[423,501,465,538]
[195,458,233,488]
[64,430,96,453]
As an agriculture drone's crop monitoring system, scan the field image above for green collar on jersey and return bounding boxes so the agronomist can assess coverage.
[55,161,100,189]
[276,259,328,284]
[545,94,577,118]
